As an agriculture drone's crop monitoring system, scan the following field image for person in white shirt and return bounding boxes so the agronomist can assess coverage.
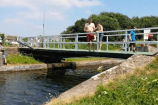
[84,18,95,52]
[94,22,104,52]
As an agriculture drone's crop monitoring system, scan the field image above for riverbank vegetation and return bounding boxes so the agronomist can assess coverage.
[47,56,158,105]
[64,57,110,62]
[7,54,42,64]
[62,12,158,42]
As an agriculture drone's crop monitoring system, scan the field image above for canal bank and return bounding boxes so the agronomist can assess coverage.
[0,59,123,72]
[45,54,155,105]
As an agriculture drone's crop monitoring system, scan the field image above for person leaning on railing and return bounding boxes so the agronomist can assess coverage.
[84,17,95,52]
[129,25,136,52]
[147,33,153,46]
[94,22,103,52]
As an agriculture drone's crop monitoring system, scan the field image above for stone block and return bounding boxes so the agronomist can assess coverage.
[136,46,148,52]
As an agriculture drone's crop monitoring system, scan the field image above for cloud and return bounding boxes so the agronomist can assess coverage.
[3,18,24,25]
[17,11,64,20]
[71,0,102,8]
[0,0,102,10]
[0,0,103,36]
[0,0,38,10]
[37,25,43,29]
[85,10,91,14]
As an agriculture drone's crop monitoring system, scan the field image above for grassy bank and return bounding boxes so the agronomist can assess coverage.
[63,57,110,62]
[48,56,158,105]
[7,54,42,64]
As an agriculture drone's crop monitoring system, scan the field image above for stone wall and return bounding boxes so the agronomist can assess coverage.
[5,47,20,56]
[0,52,3,67]
[136,46,148,52]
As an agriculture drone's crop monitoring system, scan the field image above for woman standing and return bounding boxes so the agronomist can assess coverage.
[95,22,104,52]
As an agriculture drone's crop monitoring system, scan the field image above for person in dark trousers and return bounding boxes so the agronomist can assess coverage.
[129,25,136,52]
[0,42,7,65]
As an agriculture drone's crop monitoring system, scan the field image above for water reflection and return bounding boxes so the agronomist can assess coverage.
[0,68,96,105]
[0,63,117,105]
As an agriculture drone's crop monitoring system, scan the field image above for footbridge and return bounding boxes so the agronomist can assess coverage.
[18,27,158,63]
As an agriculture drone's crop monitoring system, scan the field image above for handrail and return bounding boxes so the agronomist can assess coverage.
[18,27,158,53]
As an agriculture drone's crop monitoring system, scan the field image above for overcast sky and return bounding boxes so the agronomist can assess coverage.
[0,0,158,37]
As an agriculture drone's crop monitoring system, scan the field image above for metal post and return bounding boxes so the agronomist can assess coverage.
[43,37,46,48]
[28,37,30,47]
[106,36,108,51]
[18,36,20,47]
[36,37,39,49]
[63,38,65,49]
[97,32,99,52]
[75,34,78,51]
[47,37,49,48]
[125,31,128,54]
[60,36,62,50]
[53,39,55,48]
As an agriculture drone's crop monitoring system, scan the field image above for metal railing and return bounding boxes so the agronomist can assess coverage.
[18,27,158,53]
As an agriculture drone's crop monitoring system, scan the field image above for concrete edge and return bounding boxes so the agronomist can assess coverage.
[0,64,48,72]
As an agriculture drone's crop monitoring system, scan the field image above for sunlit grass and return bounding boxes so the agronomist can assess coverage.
[67,56,158,105]
[63,57,110,62]
[7,54,42,64]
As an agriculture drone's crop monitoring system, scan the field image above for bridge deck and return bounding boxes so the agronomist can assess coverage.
[36,48,154,55]
[19,48,155,63]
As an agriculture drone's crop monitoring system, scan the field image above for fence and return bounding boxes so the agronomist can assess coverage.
[18,27,158,54]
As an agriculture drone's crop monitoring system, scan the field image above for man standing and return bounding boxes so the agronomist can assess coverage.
[148,33,153,41]
[84,17,95,52]
[129,25,136,52]
[0,42,7,65]
[95,22,103,52]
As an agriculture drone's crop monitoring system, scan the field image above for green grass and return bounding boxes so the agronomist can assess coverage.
[47,39,122,51]
[7,54,42,64]
[68,57,158,105]
[64,57,109,62]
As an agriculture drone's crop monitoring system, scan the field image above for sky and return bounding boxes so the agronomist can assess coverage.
[0,0,158,37]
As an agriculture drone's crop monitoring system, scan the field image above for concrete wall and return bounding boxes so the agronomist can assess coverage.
[0,64,47,71]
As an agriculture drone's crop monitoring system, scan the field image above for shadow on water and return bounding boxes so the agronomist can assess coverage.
[0,63,118,105]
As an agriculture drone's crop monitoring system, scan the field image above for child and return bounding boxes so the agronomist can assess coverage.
[120,38,125,51]
[0,42,7,65]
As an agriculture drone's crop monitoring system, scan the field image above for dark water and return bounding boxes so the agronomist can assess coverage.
[0,63,118,105]
[0,67,99,105]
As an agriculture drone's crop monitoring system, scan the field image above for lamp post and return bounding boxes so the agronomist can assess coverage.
[43,9,45,36]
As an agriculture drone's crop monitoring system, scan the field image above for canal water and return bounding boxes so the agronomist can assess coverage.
[0,62,119,105]
[0,66,102,105]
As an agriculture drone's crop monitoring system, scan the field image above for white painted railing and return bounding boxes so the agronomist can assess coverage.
[18,27,158,53]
